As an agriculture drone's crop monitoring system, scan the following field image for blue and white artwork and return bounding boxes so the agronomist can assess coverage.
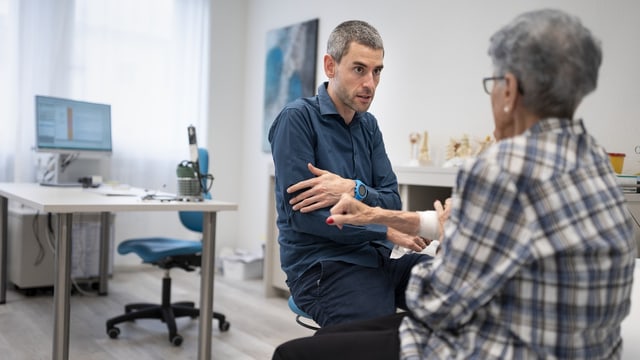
[263,18,318,152]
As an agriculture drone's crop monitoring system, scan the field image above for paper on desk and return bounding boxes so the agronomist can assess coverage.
[84,185,141,196]
[390,240,440,259]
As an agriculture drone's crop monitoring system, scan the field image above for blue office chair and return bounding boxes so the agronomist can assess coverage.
[106,148,229,346]
[288,295,319,330]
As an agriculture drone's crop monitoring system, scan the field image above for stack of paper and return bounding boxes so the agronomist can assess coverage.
[616,175,640,193]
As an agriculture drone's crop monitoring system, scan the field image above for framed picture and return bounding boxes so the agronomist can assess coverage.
[262,18,319,152]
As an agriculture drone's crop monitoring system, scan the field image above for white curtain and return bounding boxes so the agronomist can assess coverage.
[0,0,210,191]
[0,0,18,181]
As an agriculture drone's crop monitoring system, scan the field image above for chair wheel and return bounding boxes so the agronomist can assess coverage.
[219,321,230,332]
[107,327,120,339]
[170,334,183,346]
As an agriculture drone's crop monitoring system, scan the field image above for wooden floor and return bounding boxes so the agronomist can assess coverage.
[0,265,312,359]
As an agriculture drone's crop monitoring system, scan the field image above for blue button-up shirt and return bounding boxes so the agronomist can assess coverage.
[268,82,401,284]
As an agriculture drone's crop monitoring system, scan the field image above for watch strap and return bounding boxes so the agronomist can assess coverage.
[354,179,367,201]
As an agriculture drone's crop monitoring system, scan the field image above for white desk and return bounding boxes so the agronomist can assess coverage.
[0,183,237,360]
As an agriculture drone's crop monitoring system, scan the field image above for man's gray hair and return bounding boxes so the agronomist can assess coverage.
[488,9,602,118]
[327,20,384,64]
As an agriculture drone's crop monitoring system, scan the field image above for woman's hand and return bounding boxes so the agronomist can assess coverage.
[434,198,452,241]
[326,193,374,229]
[326,194,426,252]
[387,227,429,252]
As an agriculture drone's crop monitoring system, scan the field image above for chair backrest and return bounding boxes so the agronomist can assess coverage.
[178,147,210,233]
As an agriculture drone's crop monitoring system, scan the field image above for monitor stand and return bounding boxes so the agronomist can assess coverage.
[37,153,83,187]
[39,181,82,187]
[36,152,107,188]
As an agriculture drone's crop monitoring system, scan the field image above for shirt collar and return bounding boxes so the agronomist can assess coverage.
[317,81,365,123]
[524,118,586,136]
[318,82,339,116]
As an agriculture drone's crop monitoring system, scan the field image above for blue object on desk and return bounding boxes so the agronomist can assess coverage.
[105,148,230,346]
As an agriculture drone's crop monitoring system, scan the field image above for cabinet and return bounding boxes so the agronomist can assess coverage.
[264,172,289,297]
[263,165,458,297]
[394,166,457,211]
[626,194,640,253]
[8,206,114,291]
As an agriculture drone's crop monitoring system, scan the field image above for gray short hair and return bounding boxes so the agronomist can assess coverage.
[327,20,384,63]
[488,9,602,118]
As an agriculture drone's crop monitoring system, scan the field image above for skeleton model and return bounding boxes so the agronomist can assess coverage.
[474,135,495,156]
[443,134,495,167]
[408,132,421,166]
[418,131,431,165]
[446,134,472,160]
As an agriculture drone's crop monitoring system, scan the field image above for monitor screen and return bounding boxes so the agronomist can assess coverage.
[35,95,112,154]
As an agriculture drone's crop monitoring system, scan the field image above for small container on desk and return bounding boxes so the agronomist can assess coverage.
[609,152,626,174]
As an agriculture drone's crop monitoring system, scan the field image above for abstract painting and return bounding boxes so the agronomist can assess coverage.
[262,18,319,152]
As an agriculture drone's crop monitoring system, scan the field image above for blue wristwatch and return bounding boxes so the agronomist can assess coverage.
[354,179,367,201]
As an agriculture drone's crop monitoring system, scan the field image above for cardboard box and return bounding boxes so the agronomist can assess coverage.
[222,257,263,280]
[220,250,264,280]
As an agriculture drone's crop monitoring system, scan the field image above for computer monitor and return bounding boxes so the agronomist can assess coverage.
[35,95,112,156]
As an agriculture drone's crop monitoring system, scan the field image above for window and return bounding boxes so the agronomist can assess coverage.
[1,0,210,189]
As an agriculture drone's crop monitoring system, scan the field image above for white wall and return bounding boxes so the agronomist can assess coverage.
[202,0,247,255]
[214,0,640,256]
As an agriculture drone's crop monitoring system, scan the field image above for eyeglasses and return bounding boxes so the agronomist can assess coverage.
[482,76,505,95]
[482,76,525,95]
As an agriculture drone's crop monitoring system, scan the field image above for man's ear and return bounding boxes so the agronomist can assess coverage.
[324,54,335,78]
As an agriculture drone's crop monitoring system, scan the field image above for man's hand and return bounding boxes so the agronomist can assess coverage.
[287,163,354,213]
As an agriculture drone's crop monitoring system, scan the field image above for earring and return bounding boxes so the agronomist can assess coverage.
[503,106,510,113]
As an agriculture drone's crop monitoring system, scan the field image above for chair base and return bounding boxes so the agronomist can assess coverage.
[106,275,230,346]
[288,295,320,330]
[295,314,320,331]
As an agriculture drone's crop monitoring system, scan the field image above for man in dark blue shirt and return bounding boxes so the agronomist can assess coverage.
[268,20,430,327]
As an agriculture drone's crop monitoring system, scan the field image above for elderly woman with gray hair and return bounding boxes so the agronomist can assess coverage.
[272,8,635,360]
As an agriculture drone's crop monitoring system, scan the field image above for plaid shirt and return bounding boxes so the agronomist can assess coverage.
[400,118,636,359]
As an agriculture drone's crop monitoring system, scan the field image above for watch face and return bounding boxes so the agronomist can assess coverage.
[358,184,366,197]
